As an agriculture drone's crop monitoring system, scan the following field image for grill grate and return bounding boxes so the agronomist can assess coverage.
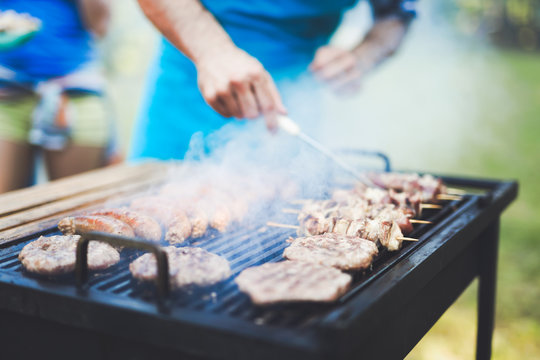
[0,195,470,329]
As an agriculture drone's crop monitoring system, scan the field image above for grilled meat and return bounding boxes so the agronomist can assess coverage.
[90,208,162,242]
[236,261,352,305]
[58,215,135,238]
[165,214,192,244]
[129,246,231,288]
[19,235,120,276]
[298,216,404,251]
[283,234,378,270]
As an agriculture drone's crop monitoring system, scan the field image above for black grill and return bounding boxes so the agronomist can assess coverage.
[0,175,517,360]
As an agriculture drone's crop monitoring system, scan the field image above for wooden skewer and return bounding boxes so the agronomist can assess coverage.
[409,219,431,224]
[446,187,466,195]
[266,221,299,230]
[420,204,442,209]
[266,222,419,242]
[289,199,310,205]
[437,194,463,201]
[398,237,419,242]
[282,208,300,214]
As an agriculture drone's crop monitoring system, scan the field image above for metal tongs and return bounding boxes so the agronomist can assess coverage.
[277,115,376,186]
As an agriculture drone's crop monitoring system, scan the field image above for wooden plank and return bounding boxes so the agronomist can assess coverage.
[0,161,168,217]
[0,173,168,244]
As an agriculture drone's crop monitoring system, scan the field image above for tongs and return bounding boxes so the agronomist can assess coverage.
[277,115,376,187]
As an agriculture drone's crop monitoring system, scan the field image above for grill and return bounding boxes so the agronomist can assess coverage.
[0,161,517,360]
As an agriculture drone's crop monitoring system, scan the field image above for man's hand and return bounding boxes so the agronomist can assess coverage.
[309,46,371,94]
[138,0,286,131]
[196,47,286,131]
[310,17,409,95]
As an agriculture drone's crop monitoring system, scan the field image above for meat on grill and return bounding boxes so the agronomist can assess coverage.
[283,234,378,271]
[165,213,192,244]
[129,246,231,288]
[299,216,404,251]
[367,172,448,202]
[58,215,135,238]
[18,235,120,275]
[236,261,352,305]
[90,208,162,242]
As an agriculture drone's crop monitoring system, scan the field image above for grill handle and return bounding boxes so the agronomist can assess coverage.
[75,231,170,298]
[336,148,392,172]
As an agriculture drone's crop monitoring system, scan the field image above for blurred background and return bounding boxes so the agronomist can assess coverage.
[83,0,540,358]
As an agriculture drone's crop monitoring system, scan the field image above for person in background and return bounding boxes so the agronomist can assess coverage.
[0,0,118,194]
[131,0,417,160]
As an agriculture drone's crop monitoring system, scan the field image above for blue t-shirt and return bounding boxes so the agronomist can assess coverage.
[0,0,96,82]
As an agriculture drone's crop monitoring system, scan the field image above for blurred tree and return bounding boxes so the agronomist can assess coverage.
[442,0,540,51]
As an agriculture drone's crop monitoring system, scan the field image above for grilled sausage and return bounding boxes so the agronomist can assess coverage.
[58,215,135,238]
[90,208,162,242]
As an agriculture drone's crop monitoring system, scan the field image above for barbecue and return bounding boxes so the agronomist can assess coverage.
[0,161,518,359]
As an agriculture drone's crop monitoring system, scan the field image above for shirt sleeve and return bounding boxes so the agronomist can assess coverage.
[369,0,417,23]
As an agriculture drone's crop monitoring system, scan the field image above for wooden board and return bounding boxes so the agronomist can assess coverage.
[0,162,168,217]
[0,161,173,245]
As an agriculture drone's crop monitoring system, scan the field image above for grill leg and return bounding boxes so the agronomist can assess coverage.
[476,219,500,360]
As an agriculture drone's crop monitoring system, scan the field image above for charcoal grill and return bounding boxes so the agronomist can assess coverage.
[0,161,517,360]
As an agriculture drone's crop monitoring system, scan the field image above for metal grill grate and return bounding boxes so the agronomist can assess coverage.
[0,194,471,329]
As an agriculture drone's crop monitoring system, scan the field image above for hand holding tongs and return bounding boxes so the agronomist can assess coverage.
[276,115,375,186]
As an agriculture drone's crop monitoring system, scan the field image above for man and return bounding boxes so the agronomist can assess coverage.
[0,0,115,193]
[131,0,417,160]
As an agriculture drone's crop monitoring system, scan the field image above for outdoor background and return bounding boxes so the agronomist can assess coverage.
[103,1,539,359]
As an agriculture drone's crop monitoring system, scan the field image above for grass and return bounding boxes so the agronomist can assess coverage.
[407,49,540,359]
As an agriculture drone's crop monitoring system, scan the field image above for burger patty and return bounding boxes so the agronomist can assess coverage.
[129,246,231,288]
[236,261,352,305]
[283,233,379,271]
[18,235,120,276]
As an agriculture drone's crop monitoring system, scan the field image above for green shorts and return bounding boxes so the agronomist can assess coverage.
[0,94,110,147]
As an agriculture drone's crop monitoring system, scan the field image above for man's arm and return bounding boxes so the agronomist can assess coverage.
[78,0,110,38]
[137,0,286,129]
[310,1,415,94]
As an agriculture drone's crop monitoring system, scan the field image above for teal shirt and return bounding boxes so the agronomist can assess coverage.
[130,0,417,160]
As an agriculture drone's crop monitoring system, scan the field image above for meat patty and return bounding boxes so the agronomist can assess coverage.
[18,235,120,276]
[283,234,378,271]
[129,246,231,288]
[236,261,352,305]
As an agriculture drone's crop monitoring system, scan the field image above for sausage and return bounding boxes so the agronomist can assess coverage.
[165,213,192,244]
[58,215,135,238]
[130,196,187,227]
[90,208,162,242]
[186,206,208,239]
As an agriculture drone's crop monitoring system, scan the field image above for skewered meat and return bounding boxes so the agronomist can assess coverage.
[19,235,120,275]
[367,172,447,202]
[283,234,378,270]
[58,215,135,238]
[129,246,231,288]
[298,216,404,251]
[236,261,352,305]
[90,208,162,242]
